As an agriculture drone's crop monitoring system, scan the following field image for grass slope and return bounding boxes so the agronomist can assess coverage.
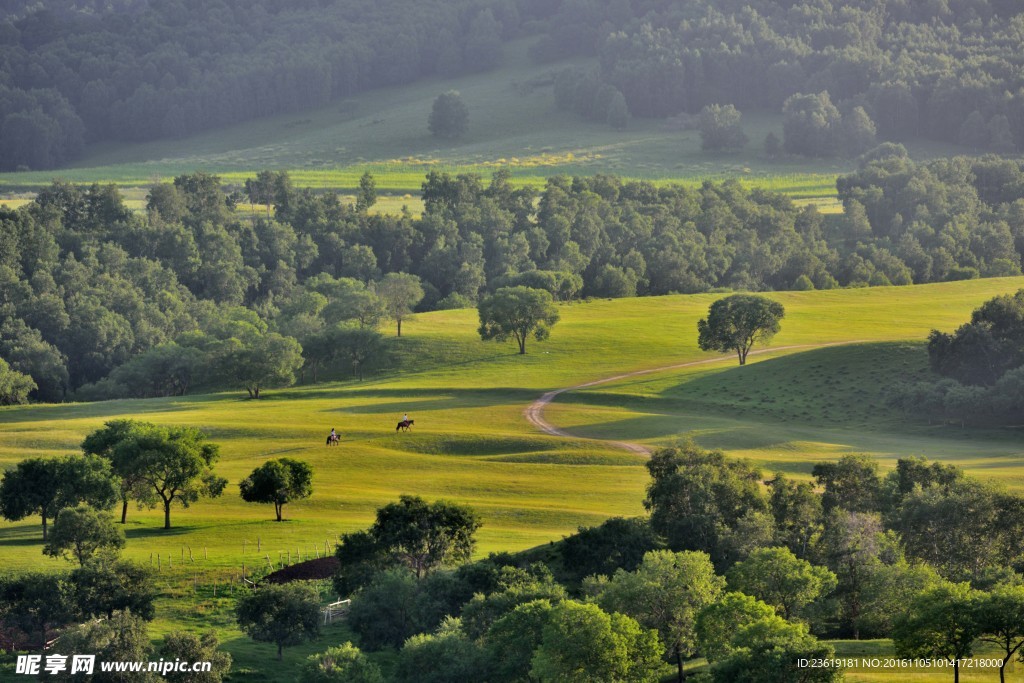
[1,277,1023,679]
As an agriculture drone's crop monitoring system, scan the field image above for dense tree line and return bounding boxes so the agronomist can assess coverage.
[890,288,1024,426]
[317,445,1024,681]
[0,0,534,169]
[538,0,1024,154]
[3,161,1024,403]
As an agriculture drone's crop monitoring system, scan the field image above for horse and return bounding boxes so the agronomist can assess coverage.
[326,433,340,446]
[396,419,414,432]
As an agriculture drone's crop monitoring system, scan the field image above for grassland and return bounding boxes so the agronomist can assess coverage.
[2,278,1023,680]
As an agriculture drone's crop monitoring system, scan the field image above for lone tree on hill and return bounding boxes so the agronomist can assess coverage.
[239,458,313,521]
[478,286,560,355]
[0,454,119,539]
[375,272,424,337]
[428,91,469,139]
[697,294,785,365]
[236,583,321,660]
[699,104,748,151]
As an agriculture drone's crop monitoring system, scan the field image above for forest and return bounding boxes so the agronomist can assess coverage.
[2,154,1024,402]
[3,0,1024,169]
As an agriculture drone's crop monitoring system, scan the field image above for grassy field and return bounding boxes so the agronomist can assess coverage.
[2,277,1023,680]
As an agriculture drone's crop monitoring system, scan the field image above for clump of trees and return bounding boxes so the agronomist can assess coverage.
[891,289,1024,426]
[699,104,748,151]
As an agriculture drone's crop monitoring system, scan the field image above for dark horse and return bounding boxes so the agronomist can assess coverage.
[326,433,340,446]
[396,419,414,432]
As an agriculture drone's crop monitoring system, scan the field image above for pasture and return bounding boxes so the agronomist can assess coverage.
[2,277,1023,679]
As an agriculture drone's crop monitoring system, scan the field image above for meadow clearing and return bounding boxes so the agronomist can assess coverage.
[2,278,1023,680]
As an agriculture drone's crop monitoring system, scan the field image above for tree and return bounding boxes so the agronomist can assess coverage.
[531,600,664,683]
[300,642,384,683]
[842,106,877,155]
[394,619,489,683]
[236,583,321,660]
[696,592,775,663]
[726,547,836,621]
[817,509,885,639]
[0,357,36,404]
[370,494,480,578]
[43,504,125,566]
[220,331,304,399]
[158,631,233,683]
[782,92,843,157]
[109,424,226,529]
[894,582,981,683]
[477,286,560,354]
[812,455,883,514]
[606,90,630,130]
[768,473,822,557]
[591,550,725,683]
[356,172,377,212]
[699,104,748,151]
[239,458,313,521]
[697,294,785,365]
[334,325,385,381]
[974,585,1024,683]
[428,91,469,139]
[483,599,556,683]
[375,272,424,337]
[560,516,661,583]
[0,572,75,650]
[0,454,119,539]
[52,609,156,682]
[82,419,158,524]
[69,560,157,620]
[711,616,840,683]
[644,442,767,567]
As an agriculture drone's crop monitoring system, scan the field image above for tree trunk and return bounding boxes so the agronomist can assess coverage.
[954,661,959,683]
[277,642,283,660]
[164,501,172,529]
[676,644,685,683]
[253,386,261,399]
[41,513,48,540]
[397,318,402,337]
[121,497,129,524]
[275,503,282,522]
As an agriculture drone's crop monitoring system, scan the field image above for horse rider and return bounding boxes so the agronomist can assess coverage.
[402,413,408,424]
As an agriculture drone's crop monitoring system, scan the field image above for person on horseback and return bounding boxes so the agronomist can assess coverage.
[402,413,408,423]
[330,427,337,439]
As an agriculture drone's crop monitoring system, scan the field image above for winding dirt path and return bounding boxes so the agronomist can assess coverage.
[524,341,869,455]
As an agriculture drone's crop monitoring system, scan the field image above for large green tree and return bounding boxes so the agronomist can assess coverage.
[158,631,233,683]
[697,294,785,365]
[375,272,424,337]
[239,458,313,521]
[0,454,119,539]
[477,286,560,354]
[531,600,663,683]
[82,419,157,524]
[300,642,384,683]
[0,357,36,405]
[699,104,748,151]
[893,582,981,683]
[43,504,125,566]
[591,550,725,683]
[726,547,836,621]
[103,424,226,529]
[236,583,321,660]
[974,585,1024,683]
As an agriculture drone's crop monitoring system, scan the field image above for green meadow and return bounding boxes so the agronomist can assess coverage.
[2,277,1024,679]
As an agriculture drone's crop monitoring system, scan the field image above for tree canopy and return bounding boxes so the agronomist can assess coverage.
[239,458,313,521]
[697,294,786,365]
[477,286,560,354]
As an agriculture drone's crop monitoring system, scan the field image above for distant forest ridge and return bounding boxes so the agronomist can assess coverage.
[1,0,1023,170]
